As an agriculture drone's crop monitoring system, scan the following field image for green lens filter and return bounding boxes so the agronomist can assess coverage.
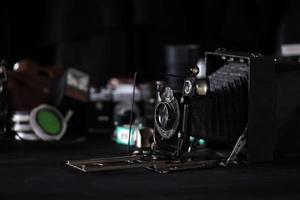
[36,110,61,135]
[30,104,66,141]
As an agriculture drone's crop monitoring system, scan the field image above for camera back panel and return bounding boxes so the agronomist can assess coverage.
[200,50,300,162]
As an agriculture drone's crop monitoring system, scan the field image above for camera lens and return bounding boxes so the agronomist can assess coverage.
[156,103,169,128]
[154,86,180,139]
[155,102,179,139]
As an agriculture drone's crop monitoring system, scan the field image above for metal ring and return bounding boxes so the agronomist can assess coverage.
[16,132,40,141]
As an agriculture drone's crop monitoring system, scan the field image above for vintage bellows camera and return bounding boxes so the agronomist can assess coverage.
[67,49,300,173]
[155,49,300,162]
[153,51,249,158]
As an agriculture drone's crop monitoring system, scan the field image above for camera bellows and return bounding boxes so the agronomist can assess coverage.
[191,62,249,143]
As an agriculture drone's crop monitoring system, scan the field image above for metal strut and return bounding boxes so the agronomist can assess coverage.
[66,154,219,173]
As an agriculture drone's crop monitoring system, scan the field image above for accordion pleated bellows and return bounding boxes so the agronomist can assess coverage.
[191,62,249,143]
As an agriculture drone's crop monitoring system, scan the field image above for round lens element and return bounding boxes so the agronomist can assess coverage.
[157,104,169,128]
[154,100,180,139]
[36,110,61,135]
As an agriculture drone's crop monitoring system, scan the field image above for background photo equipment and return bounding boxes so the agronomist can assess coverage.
[13,104,72,141]
[87,77,157,140]
[6,60,90,140]
[165,44,199,90]
[0,62,8,136]
[54,67,90,136]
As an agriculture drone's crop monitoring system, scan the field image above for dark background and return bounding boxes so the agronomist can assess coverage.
[0,0,299,85]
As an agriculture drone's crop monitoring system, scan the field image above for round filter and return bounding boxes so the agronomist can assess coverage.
[30,104,66,141]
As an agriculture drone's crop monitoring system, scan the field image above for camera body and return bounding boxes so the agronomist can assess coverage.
[153,49,300,162]
[153,66,211,157]
[153,49,251,157]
